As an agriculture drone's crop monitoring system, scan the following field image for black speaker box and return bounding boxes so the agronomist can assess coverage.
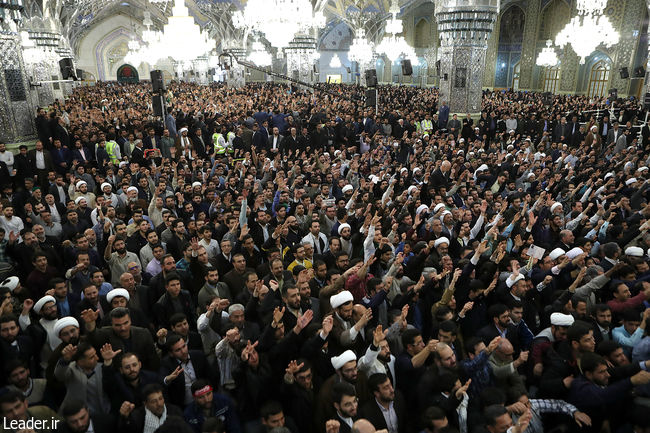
[59,58,75,80]
[620,67,629,79]
[152,94,166,117]
[150,70,165,93]
[402,59,413,76]
[609,88,618,100]
[634,66,646,78]
[365,69,377,87]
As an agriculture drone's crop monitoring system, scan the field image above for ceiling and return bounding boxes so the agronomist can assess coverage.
[18,0,432,53]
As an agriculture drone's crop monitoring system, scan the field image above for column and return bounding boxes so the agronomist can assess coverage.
[435,0,499,113]
[0,32,37,143]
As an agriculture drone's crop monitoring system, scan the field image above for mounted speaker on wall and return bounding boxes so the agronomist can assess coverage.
[402,59,413,76]
[619,67,629,79]
[150,70,165,93]
[365,69,377,87]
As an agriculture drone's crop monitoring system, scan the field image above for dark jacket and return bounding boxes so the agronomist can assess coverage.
[102,365,162,413]
[88,325,160,371]
[118,403,184,433]
[359,392,409,433]
[184,394,241,433]
[152,290,196,330]
[58,412,116,433]
[159,350,214,408]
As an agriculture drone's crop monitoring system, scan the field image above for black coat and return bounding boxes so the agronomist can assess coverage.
[159,350,214,408]
[88,325,160,371]
[152,290,196,331]
[103,365,162,413]
[58,412,116,433]
[359,391,409,433]
[118,404,184,433]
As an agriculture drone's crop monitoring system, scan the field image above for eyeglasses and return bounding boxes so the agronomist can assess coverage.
[129,265,140,270]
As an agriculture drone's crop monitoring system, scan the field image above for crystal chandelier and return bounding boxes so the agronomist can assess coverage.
[348,28,374,66]
[248,39,272,67]
[232,0,322,49]
[158,0,213,65]
[124,11,166,67]
[376,0,417,64]
[536,40,558,67]
[555,0,618,64]
[330,53,342,68]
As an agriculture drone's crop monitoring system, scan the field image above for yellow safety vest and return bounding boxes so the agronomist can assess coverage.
[213,133,226,154]
[105,140,119,164]
[422,119,433,131]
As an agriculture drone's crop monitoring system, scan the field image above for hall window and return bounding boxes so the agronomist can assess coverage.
[587,60,610,98]
[542,66,560,94]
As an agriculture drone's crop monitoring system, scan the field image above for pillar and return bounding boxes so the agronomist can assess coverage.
[435,0,499,113]
[0,32,37,143]
[285,35,318,85]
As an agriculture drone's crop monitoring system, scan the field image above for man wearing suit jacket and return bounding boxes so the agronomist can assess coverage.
[28,140,55,188]
[102,350,162,413]
[359,373,408,433]
[280,128,300,156]
[477,304,522,355]
[0,315,36,384]
[153,272,196,331]
[59,400,116,433]
[71,140,93,165]
[82,306,160,371]
[329,382,359,433]
[606,121,623,145]
[267,126,284,155]
[160,334,214,408]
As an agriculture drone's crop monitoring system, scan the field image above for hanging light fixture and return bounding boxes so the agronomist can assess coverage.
[329,53,342,68]
[248,39,272,66]
[158,0,213,66]
[232,0,322,50]
[555,0,618,64]
[376,0,417,64]
[536,40,558,67]
[348,28,374,66]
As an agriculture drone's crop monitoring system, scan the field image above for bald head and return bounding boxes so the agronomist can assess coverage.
[351,419,376,433]
[496,338,514,360]
[441,161,451,172]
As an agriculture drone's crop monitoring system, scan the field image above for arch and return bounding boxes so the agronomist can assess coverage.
[587,59,612,98]
[499,5,525,45]
[538,0,571,42]
[414,18,431,48]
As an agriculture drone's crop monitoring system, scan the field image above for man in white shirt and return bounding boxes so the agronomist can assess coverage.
[198,226,220,260]
[0,206,24,241]
[0,142,14,176]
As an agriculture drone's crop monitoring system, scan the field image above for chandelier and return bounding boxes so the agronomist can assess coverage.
[248,39,272,66]
[376,0,417,64]
[158,0,213,65]
[124,11,166,67]
[348,28,374,66]
[536,40,559,67]
[555,0,618,64]
[329,53,342,68]
[232,0,323,49]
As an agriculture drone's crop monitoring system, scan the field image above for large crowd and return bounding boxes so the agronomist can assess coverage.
[0,80,649,433]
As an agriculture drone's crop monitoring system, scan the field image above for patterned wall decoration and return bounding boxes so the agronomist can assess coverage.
[0,33,37,142]
[494,5,525,88]
[609,0,645,95]
[484,12,501,88]
[517,0,540,89]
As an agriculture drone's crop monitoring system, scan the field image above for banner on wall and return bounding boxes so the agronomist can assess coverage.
[116,64,139,83]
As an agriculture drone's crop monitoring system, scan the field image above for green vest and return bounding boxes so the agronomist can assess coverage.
[105,140,119,163]
[213,133,226,154]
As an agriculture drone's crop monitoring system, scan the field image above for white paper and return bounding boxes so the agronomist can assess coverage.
[527,244,546,260]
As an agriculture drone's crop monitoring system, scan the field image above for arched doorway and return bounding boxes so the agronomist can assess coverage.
[543,65,561,93]
[512,62,520,90]
[414,18,431,48]
[495,6,525,88]
[587,60,611,98]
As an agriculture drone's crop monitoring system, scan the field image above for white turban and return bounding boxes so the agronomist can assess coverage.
[550,203,562,213]
[604,173,614,181]
[127,186,138,194]
[179,127,188,133]
[440,210,452,221]
[53,317,79,337]
[433,203,446,213]
[407,185,417,195]
[550,313,574,327]
[625,178,637,186]
[331,350,357,370]
[549,248,566,261]
[192,181,202,188]
[434,237,450,248]
[75,181,87,189]
[1,276,20,292]
[416,204,429,215]
[342,185,354,194]
[330,291,353,309]
[338,223,351,235]
[106,288,130,303]
[33,295,56,314]
[101,182,112,191]
[506,273,525,288]
[74,197,85,205]
[565,247,585,260]
[625,246,644,257]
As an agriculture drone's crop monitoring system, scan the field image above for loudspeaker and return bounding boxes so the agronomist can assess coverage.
[443,73,449,81]
[634,66,646,78]
[75,69,83,81]
[435,60,441,75]
[313,65,318,74]
[208,68,216,75]
[365,89,377,107]
[150,70,165,93]
[619,67,629,79]
[59,58,75,80]
[402,59,413,76]
[345,66,351,74]
[543,92,553,105]
[365,69,377,87]
[152,94,166,117]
